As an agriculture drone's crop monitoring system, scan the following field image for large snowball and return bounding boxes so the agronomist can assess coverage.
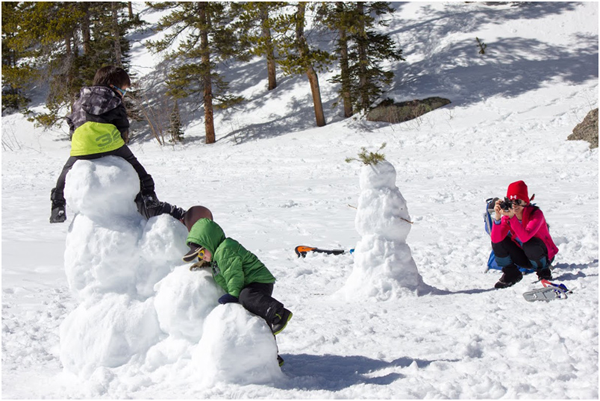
[64,213,143,300]
[64,157,140,221]
[137,215,190,298]
[192,304,284,385]
[59,294,162,378]
[347,235,423,300]
[359,159,398,190]
[154,267,222,341]
[355,187,412,241]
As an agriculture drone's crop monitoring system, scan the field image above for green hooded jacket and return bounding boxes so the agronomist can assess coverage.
[186,219,275,297]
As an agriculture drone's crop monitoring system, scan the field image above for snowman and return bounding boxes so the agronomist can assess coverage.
[59,157,186,377]
[340,150,426,301]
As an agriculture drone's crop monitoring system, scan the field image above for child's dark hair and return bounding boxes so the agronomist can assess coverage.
[93,66,131,88]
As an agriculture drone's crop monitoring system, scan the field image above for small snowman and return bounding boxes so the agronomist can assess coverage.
[340,144,425,301]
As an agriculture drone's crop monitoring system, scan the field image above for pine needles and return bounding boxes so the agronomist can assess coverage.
[345,143,387,165]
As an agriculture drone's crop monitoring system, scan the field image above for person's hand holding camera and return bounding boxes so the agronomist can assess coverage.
[494,198,515,220]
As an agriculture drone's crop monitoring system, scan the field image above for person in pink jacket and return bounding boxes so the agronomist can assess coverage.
[491,180,559,288]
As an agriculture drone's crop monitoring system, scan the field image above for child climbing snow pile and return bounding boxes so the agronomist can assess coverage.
[182,218,293,336]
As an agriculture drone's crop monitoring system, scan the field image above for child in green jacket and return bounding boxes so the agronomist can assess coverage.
[183,218,292,335]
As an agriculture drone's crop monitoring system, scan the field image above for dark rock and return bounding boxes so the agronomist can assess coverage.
[568,108,598,149]
[367,97,451,124]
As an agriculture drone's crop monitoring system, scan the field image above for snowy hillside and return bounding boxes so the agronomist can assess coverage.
[2,2,598,399]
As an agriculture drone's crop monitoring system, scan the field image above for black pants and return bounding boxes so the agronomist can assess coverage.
[51,145,155,204]
[492,236,549,270]
[238,282,284,325]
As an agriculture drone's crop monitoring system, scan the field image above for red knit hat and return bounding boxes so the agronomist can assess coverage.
[506,180,534,204]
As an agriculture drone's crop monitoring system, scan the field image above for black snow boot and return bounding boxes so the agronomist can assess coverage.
[495,264,523,289]
[271,308,293,335]
[536,267,552,281]
[50,201,66,223]
[49,188,67,223]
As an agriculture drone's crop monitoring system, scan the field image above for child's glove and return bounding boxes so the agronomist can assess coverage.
[218,294,239,304]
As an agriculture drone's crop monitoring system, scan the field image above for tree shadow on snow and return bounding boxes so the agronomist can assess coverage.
[216,2,596,142]
[394,37,597,108]
[217,74,346,145]
[388,2,580,40]
[278,353,450,391]
[388,2,597,107]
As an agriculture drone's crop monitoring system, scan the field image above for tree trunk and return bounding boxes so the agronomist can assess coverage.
[296,2,326,127]
[128,2,133,20]
[306,67,325,127]
[337,2,353,117]
[356,2,370,112]
[81,3,91,55]
[64,35,76,108]
[260,6,277,91]
[199,3,216,144]
[112,3,123,67]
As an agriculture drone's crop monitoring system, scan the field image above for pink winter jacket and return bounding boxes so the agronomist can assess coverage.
[491,206,559,261]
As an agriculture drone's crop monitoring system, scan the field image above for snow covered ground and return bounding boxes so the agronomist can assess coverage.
[2,2,598,398]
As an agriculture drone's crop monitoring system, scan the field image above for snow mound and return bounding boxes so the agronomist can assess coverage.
[59,294,161,378]
[192,304,284,385]
[154,267,222,341]
[63,158,189,300]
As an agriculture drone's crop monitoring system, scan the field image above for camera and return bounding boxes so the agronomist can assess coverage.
[499,197,514,211]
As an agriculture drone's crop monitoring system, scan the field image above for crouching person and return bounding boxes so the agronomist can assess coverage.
[491,180,559,288]
[182,218,292,335]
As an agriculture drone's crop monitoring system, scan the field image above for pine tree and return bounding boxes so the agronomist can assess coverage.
[147,2,245,144]
[168,99,184,143]
[15,2,85,126]
[320,2,404,116]
[353,2,404,113]
[315,2,354,117]
[274,2,335,127]
[336,3,353,118]
[1,2,36,112]
[1,2,139,128]
[232,2,287,91]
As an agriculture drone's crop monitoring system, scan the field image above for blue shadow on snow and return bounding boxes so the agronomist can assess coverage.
[277,353,453,391]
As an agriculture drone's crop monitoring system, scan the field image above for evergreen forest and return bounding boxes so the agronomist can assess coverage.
[2,1,404,144]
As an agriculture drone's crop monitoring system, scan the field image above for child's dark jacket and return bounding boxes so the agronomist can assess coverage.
[187,219,276,297]
[67,86,129,156]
